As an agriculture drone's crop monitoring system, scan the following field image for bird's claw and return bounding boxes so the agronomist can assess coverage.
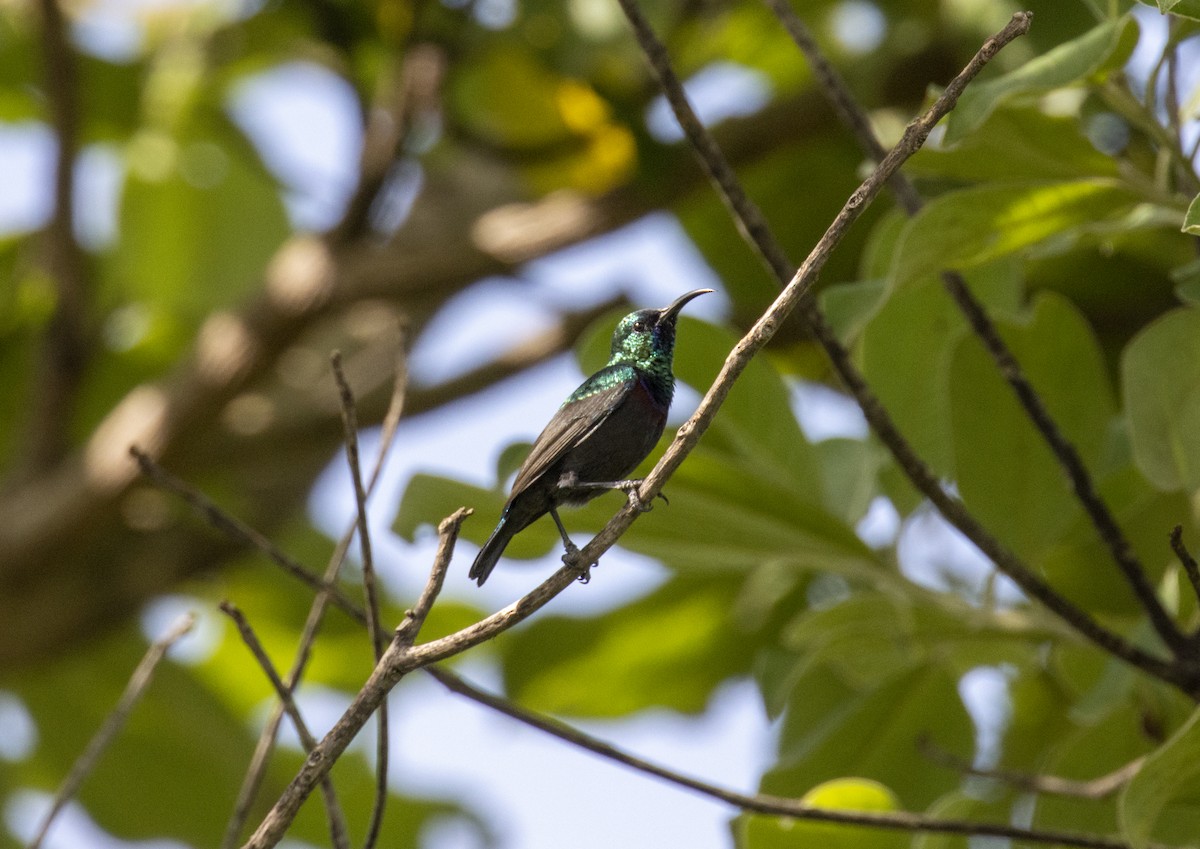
[621,481,667,513]
[561,541,595,583]
[620,481,654,513]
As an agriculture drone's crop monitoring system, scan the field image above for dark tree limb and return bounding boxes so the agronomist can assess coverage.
[236,15,1059,847]
[426,666,1166,849]
[1171,525,1200,627]
[616,0,1194,690]
[761,0,1190,659]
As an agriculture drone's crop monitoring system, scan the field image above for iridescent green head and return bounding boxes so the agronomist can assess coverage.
[608,289,712,370]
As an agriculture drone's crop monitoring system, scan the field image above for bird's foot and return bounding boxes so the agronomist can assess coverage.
[561,540,595,584]
[619,480,667,513]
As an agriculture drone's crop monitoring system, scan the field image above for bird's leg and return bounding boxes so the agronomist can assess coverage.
[557,472,659,513]
[549,507,592,583]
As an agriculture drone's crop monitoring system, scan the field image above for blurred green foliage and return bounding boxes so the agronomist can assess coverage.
[2,0,1200,846]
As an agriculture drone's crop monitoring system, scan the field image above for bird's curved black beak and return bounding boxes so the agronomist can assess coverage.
[656,288,713,326]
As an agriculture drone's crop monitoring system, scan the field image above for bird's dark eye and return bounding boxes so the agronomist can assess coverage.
[633,320,647,332]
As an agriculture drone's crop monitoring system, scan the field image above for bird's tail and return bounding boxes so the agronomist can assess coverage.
[469,519,514,586]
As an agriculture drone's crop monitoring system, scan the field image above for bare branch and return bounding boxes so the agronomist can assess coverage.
[242,514,581,849]
[219,602,350,849]
[239,15,1049,849]
[426,667,1160,849]
[1171,525,1200,618]
[615,1,1192,690]
[919,736,1145,800]
[395,507,471,647]
[329,351,389,849]
[221,346,407,848]
[28,615,195,849]
[761,0,1191,660]
[131,446,366,624]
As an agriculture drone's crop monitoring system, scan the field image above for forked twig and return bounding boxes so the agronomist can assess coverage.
[614,0,1189,690]
[220,602,350,849]
[918,736,1145,800]
[760,0,1190,659]
[426,667,1156,849]
[239,14,1041,849]
[330,352,390,849]
[220,341,406,848]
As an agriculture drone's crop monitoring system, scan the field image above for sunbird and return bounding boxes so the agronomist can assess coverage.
[470,289,712,585]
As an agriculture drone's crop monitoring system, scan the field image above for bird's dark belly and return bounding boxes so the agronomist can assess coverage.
[558,382,667,504]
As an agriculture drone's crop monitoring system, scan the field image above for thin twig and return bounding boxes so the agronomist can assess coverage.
[918,736,1144,800]
[240,17,1041,849]
[395,508,471,647]
[760,0,1191,659]
[221,343,406,848]
[425,667,1160,849]
[617,1,1190,689]
[329,351,389,849]
[242,512,584,849]
[130,446,366,624]
[219,602,350,849]
[759,0,922,213]
[28,615,195,849]
[1171,525,1200,621]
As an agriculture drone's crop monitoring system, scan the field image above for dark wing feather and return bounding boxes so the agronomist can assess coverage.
[508,366,636,496]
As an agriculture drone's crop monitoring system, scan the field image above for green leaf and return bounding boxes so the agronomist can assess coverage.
[1138,0,1200,21]
[1036,464,1191,616]
[1121,306,1200,491]
[943,16,1138,143]
[859,262,1023,476]
[1171,259,1200,304]
[909,106,1120,184]
[949,293,1115,560]
[1120,705,1200,847]
[502,574,762,716]
[819,278,888,347]
[736,779,905,849]
[764,663,973,810]
[890,180,1140,290]
[779,589,1051,690]
[1032,702,1155,835]
[814,438,885,526]
[1183,192,1200,235]
[111,124,289,321]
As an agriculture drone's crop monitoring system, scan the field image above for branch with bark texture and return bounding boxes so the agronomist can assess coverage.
[760,0,1190,659]
[219,346,406,849]
[427,667,1168,849]
[239,14,1038,847]
[615,0,1195,692]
